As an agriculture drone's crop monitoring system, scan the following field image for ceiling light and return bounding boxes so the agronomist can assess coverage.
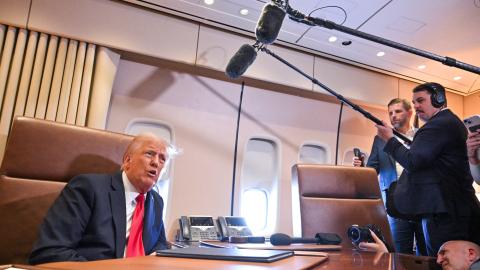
[328,36,337,42]
[376,51,385,57]
[453,76,462,81]
[204,0,214,5]
[417,65,426,69]
[240,9,249,15]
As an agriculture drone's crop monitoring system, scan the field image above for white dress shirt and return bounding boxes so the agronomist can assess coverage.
[394,127,416,178]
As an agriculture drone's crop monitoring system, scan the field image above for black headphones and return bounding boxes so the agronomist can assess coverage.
[414,82,446,108]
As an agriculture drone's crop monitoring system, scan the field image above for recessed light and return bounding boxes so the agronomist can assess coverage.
[328,36,337,42]
[376,51,385,57]
[204,0,214,5]
[417,65,426,69]
[240,8,249,15]
[453,76,462,81]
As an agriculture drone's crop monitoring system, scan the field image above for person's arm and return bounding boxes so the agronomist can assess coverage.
[467,132,480,184]
[470,163,480,185]
[29,176,93,264]
[467,131,480,164]
[379,121,449,172]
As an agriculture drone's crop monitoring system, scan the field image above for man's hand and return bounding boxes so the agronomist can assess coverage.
[358,230,388,253]
[376,121,394,142]
[467,131,480,164]
[352,155,365,167]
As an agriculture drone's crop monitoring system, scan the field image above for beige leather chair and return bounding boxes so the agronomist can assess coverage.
[293,164,394,250]
[0,116,133,264]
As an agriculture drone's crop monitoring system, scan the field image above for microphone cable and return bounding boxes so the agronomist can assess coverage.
[230,81,245,215]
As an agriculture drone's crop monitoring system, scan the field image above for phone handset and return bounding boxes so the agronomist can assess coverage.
[179,216,191,241]
[217,216,252,238]
[217,216,229,238]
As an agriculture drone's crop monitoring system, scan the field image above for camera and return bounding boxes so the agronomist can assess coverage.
[347,224,384,246]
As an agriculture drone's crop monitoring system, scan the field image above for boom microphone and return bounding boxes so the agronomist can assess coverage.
[255,2,286,44]
[270,233,319,245]
[225,44,257,79]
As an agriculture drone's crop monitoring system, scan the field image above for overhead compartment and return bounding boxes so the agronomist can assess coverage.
[28,0,199,64]
[313,56,398,106]
[0,0,30,28]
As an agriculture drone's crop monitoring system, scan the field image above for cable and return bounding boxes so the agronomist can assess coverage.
[230,81,244,216]
[295,5,348,43]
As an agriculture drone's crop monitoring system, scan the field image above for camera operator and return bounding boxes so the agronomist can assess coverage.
[375,82,480,256]
[437,241,480,270]
[360,234,480,270]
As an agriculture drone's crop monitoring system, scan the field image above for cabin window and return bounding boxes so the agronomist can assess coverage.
[241,189,268,231]
[240,137,279,235]
[125,118,175,219]
[298,143,328,164]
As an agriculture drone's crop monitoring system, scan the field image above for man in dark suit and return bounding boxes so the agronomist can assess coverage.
[354,98,425,255]
[376,82,480,256]
[29,134,169,264]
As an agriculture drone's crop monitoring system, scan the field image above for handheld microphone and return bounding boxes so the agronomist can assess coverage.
[270,233,319,245]
[225,44,257,79]
[255,2,286,44]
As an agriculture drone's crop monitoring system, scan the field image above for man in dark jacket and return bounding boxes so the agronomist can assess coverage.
[376,82,480,256]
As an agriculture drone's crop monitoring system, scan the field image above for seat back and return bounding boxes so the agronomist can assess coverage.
[293,164,394,250]
[0,116,133,264]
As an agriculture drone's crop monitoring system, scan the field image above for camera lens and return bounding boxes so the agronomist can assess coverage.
[347,226,361,244]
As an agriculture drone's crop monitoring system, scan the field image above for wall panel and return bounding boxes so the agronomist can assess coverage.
[235,85,341,236]
[28,0,198,64]
[464,92,480,118]
[0,0,30,28]
[338,105,387,165]
[445,91,464,120]
[313,56,398,106]
[197,25,314,91]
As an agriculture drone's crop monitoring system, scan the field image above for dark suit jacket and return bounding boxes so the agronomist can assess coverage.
[367,136,397,191]
[29,171,167,264]
[384,109,479,217]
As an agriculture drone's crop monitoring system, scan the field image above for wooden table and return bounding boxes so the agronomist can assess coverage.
[3,250,440,270]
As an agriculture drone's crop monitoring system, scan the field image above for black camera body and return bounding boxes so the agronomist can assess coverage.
[347,224,384,246]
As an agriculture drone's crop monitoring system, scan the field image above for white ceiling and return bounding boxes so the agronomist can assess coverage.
[136,0,480,95]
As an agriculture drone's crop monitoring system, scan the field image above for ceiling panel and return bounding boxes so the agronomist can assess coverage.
[135,0,480,94]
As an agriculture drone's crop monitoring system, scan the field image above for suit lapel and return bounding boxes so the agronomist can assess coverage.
[109,171,126,258]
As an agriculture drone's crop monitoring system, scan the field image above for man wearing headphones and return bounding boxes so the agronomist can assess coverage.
[376,82,480,256]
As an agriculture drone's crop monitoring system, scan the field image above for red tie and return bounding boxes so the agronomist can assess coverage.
[126,194,145,257]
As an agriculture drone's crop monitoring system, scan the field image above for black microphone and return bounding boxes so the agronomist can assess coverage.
[255,2,286,44]
[225,44,257,79]
[270,233,319,245]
